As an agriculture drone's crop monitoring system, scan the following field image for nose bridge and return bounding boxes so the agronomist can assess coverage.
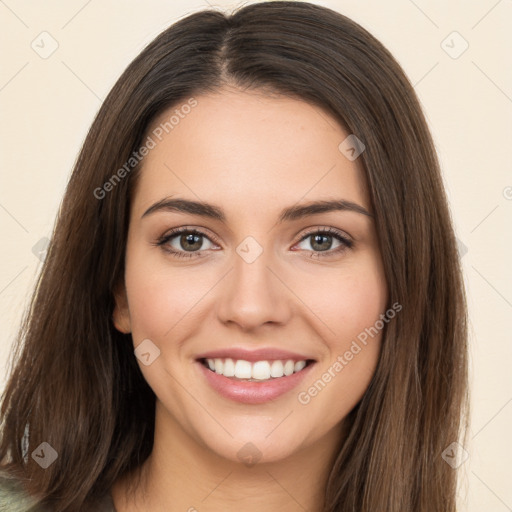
[216,235,290,329]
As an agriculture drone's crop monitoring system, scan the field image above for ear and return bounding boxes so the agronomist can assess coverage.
[112,280,132,334]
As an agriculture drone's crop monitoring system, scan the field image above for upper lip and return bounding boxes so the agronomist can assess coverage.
[195,347,315,363]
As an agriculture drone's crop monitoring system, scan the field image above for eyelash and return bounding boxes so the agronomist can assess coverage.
[154,226,354,260]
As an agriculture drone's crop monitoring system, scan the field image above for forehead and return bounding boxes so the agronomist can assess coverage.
[132,88,369,217]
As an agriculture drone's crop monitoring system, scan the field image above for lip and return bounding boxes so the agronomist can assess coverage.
[196,359,316,405]
[195,347,314,363]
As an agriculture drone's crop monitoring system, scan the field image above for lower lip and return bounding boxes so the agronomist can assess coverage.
[196,360,315,404]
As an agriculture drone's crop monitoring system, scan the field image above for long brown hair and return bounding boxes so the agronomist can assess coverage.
[0,2,469,510]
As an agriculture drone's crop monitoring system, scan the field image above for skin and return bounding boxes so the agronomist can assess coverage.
[111,86,388,512]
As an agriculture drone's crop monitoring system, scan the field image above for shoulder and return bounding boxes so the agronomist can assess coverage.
[0,470,43,512]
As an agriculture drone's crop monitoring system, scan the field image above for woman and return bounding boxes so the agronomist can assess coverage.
[0,1,469,511]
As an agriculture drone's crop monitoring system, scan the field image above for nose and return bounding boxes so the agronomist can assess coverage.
[215,244,292,332]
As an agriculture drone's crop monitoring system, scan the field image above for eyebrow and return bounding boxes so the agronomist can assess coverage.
[141,197,373,222]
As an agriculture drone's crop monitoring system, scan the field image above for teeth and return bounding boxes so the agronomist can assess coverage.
[234,360,252,379]
[284,360,294,376]
[270,360,284,378]
[294,360,306,372]
[252,361,271,380]
[223,358,235,377]
[204,358,310,380]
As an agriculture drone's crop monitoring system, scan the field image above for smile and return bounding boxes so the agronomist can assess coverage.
[196,357,316,404]
[200,357,313,381]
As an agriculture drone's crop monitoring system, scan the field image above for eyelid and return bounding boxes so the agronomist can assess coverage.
[157,225,352,245]
[158,225,222,246]
[296,225,353,244]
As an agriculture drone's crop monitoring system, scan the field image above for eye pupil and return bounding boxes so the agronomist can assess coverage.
[311,234,332,251]
[181,233,202,251]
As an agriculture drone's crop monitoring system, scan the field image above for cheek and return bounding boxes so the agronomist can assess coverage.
[337,273,387,343]
[295,263,387,426]
[123,246,206,340]
[294,254,388,350]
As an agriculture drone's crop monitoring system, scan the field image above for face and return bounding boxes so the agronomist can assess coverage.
[113,87,388,465]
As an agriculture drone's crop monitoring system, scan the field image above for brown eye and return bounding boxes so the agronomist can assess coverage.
[295,227,353,258]
[155,228,218,259]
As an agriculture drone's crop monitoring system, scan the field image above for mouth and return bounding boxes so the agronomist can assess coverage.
[195,356,317,404]
[197,357,316,382]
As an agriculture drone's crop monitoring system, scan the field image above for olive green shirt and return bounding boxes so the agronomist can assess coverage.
[0,472,116,511]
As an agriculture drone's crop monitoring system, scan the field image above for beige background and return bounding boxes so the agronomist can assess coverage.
[1,0,511,510]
